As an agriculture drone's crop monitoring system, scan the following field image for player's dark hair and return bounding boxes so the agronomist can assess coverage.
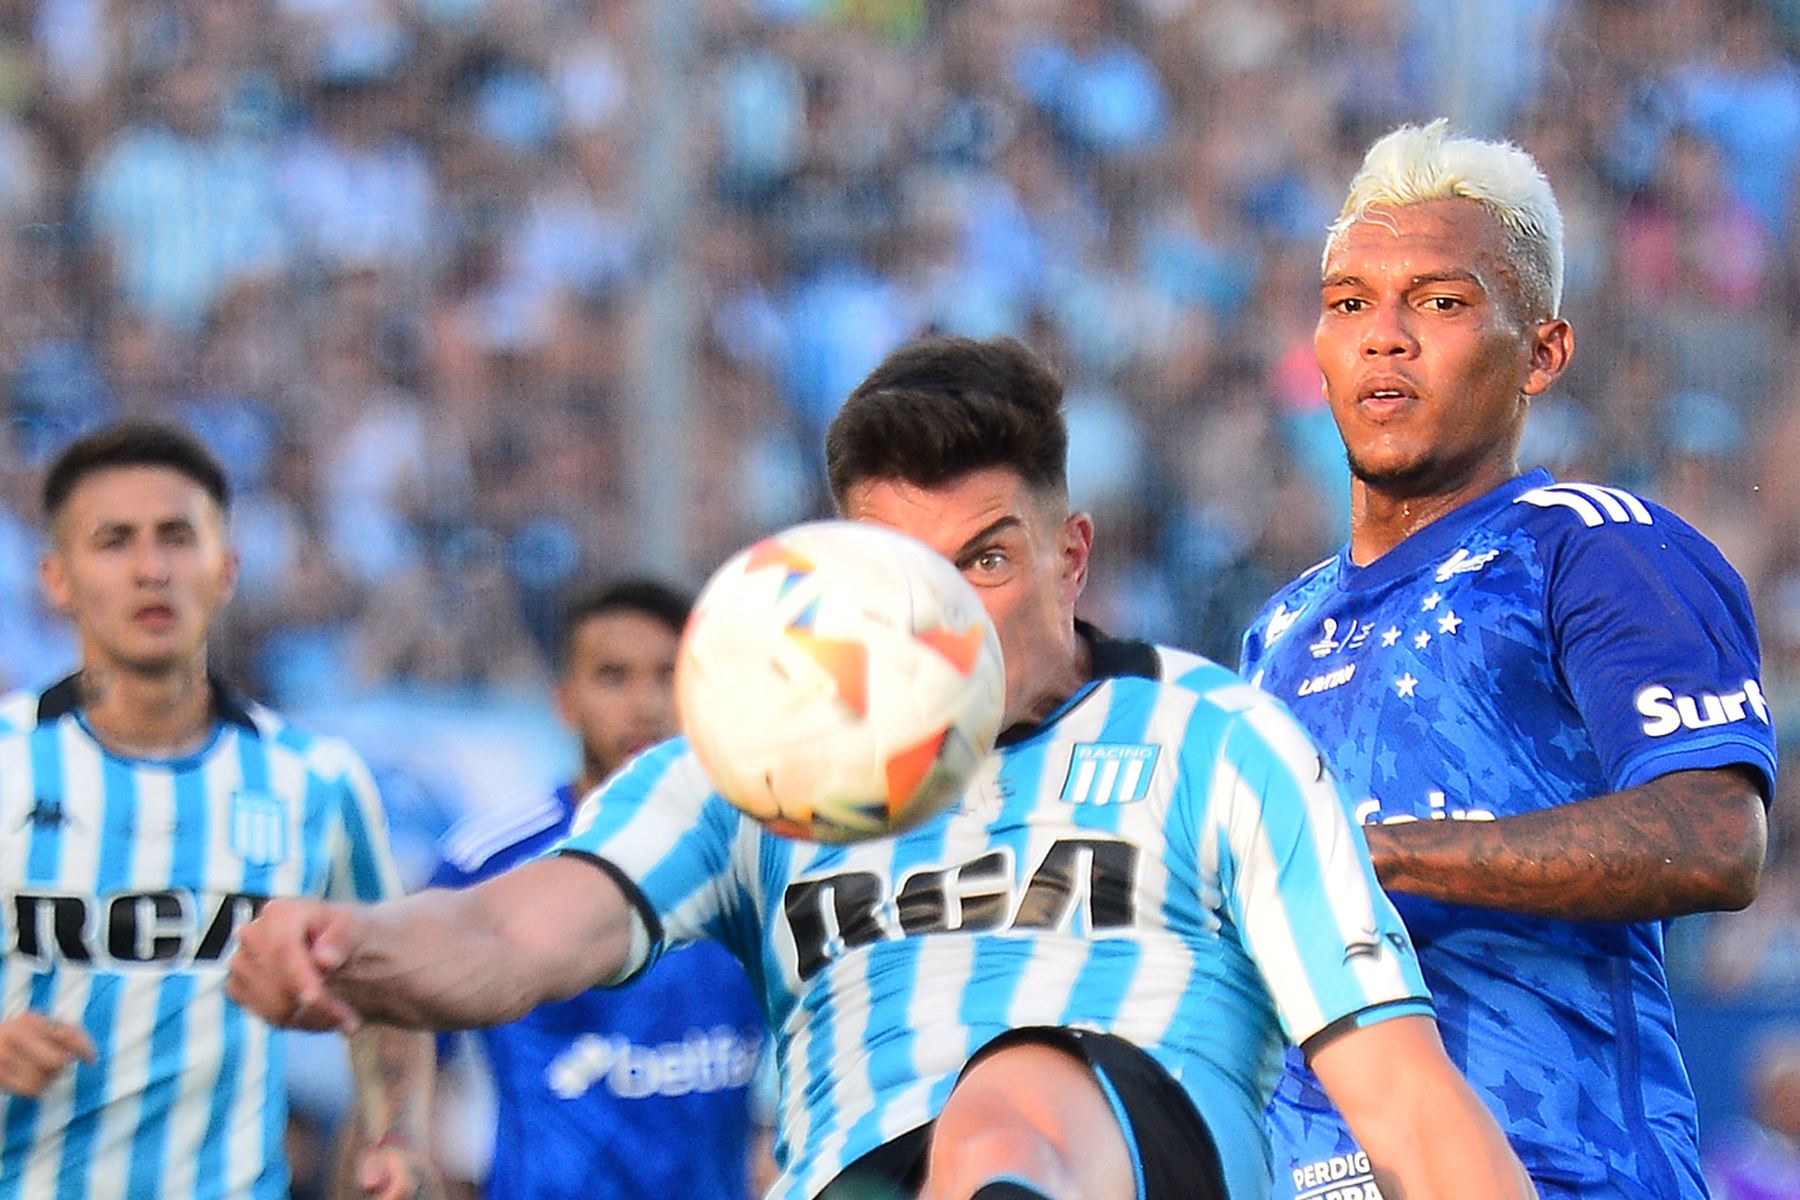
[42,422,231,522]
[825,335,1068,508]
[557,579,693,669]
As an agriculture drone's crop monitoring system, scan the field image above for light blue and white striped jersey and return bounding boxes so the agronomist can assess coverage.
[557,631,1431,1200]
[0,675,403,1200]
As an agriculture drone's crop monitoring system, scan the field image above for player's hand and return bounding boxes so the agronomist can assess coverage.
[0,1012,96,1096]
[227,898,367,1033]
[354,1136,445,1200]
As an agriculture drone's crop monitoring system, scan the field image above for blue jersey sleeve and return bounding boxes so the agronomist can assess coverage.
[1203,687,1432,1048]
[1544,505,1777,798]
[428,856,472,891]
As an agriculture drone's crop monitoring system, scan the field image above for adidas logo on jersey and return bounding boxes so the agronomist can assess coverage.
[1516,483,1653,527]
[1635,680,1770,737]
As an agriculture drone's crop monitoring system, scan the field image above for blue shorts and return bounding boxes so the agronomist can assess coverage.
[1269,1080,1610,1200]
[1267,1086,1378,1200]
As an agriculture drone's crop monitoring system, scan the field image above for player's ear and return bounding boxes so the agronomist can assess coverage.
[553,677,579,730]
[219,548,240,604]
[1060,511,1094,600]
[1522,318,1573,397]
[40,549,72,614]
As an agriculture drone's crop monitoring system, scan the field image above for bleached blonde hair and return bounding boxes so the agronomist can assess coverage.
[1324,120,1565,319]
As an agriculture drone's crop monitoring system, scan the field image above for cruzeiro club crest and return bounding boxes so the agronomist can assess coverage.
[1061,743,1160,806]
[230,790,288,866]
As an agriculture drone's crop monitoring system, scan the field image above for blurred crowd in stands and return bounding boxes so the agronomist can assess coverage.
[2,0,1800,1190]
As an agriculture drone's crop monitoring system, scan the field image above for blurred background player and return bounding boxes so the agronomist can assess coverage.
[227,335,1533,1200]
[1241,121,1775,1198]
[1704,1027,1800,1198]
[429,580,770,1200]
[0,423,439,1200]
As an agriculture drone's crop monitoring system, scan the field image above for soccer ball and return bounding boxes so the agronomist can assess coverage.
[677,520,1006,843]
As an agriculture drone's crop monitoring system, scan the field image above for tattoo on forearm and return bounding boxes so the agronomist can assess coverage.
[349,1028,431,1139]
[1366,768,1764,922]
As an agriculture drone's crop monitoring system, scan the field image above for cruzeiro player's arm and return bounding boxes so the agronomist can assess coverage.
[1364,498,1771,921]
[1206,691,1530,1199]
[1362,766,1764,921]
[335,1025,444,1200]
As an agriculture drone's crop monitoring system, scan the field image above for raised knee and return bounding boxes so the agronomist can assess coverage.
[926,1119,1073,1198]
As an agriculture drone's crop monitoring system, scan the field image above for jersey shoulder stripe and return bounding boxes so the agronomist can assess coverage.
[219,696,368,785]
[1149,645,1243,703]
[1297,554,1335,580]
[443,793,567,872]
[1515,481,1654,527]
[0,688,37,736]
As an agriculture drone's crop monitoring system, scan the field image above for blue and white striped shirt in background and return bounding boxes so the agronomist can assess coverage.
[0,676,402,1200]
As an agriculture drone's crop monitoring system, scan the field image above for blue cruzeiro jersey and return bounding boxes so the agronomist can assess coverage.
[1240,471,1779,1200]
[430,785,765,1200]
[0,675,402,1200]
[557,633,1433,1200]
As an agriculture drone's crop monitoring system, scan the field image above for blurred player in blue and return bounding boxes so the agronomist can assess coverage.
[227,335,1533,1200]
[1241,121,1774,1199]
[0,423,438,1200]
[429,580,769,1200]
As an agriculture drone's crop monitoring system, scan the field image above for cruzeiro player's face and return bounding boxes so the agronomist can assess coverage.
[1315,198,1571,503]
[843,466,1092,728]
[557,609,681,780]
[41,465,238,676]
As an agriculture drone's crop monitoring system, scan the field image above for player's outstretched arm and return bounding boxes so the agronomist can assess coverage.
[1363,766,1765,922]
[1312,1015,1535,1199]
[228,855,637,1032]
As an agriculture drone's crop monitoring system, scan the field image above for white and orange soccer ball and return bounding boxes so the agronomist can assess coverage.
[676,520,1005,844]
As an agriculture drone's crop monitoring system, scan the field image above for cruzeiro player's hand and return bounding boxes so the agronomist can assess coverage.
[0,1012,96,1096]
[227,898,368,1033]
[356,1133,449,1200]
